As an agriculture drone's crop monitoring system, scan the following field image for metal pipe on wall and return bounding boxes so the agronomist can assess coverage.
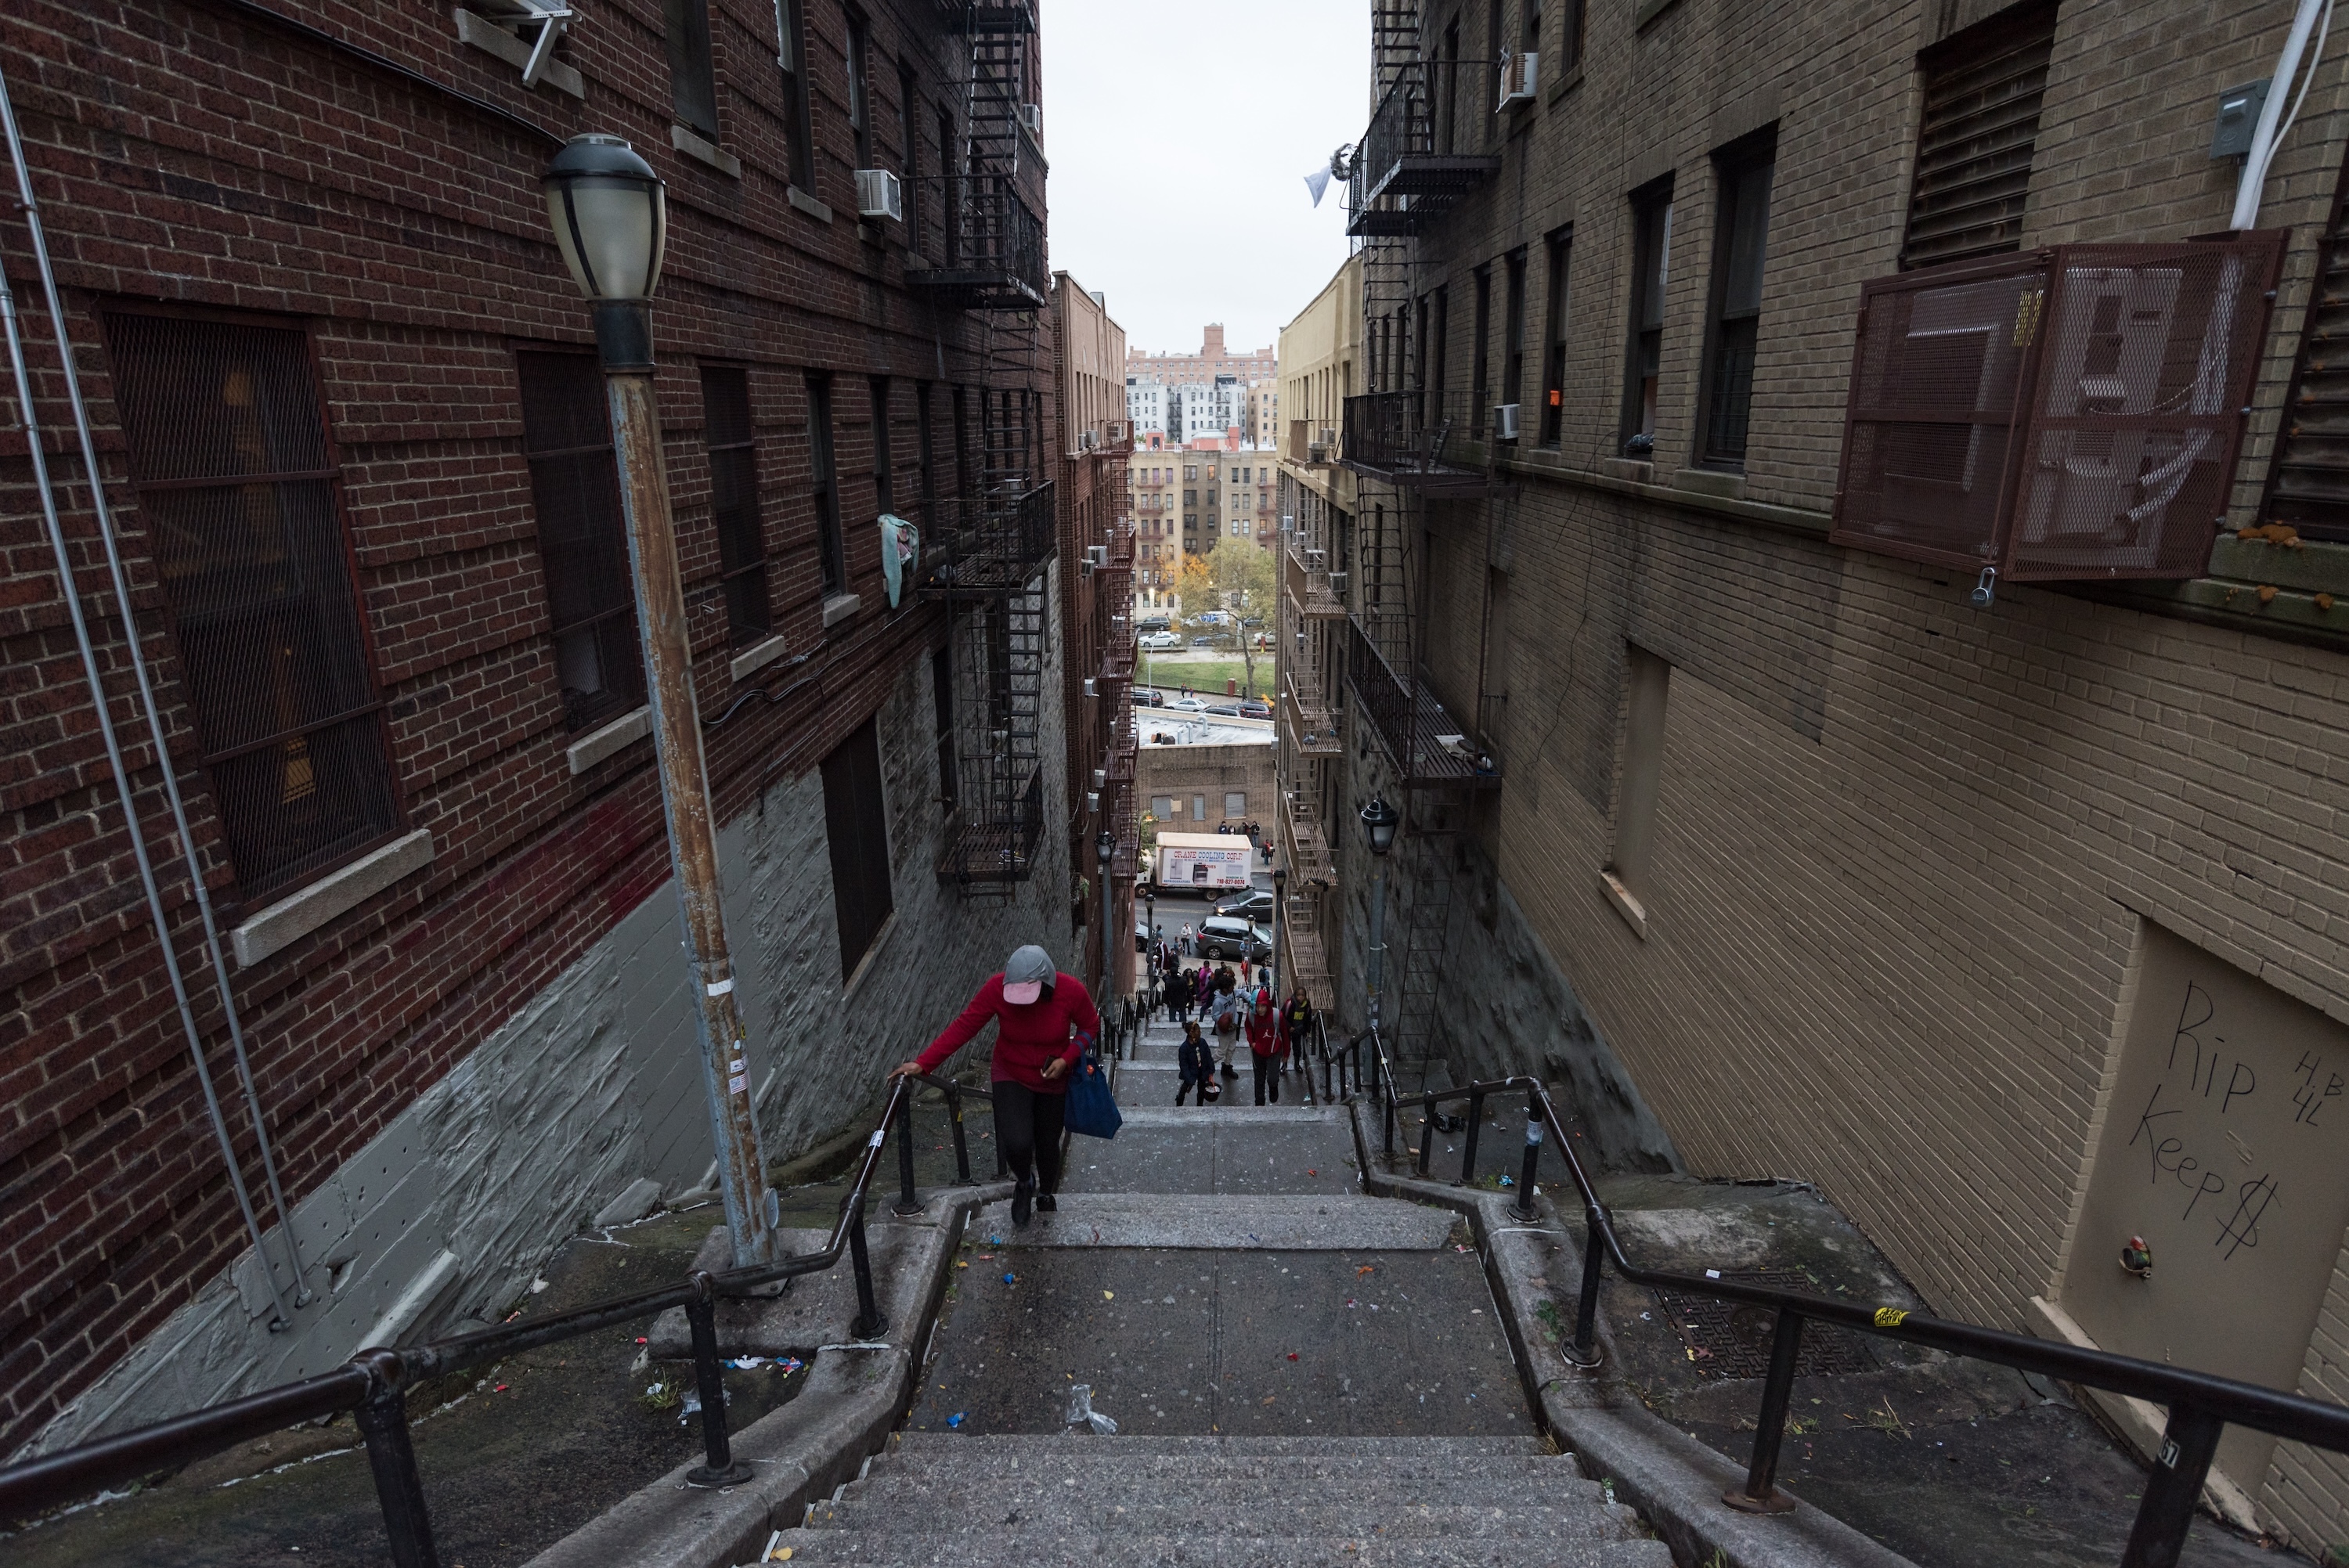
[2232,0,2333,229]
[2,64,315,1314]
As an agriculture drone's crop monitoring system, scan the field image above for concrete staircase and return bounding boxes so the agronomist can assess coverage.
[772,1433,1671,1565]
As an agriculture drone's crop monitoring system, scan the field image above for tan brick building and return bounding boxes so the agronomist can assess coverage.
[1280,0,2349,1547]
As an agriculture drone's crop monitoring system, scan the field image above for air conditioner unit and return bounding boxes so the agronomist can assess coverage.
[1107,420,1128,442]
[1019,103,1042,135]
[1083,678,1097,697]
[1306,440,1330,463]
[1078,428,1097,452]
[854,168,903,221]
[1327,570,1349,593]
[1492,402,1521,442]
[1087,544,1109,568]
[1093,768,1107,789]
[1496,50,1539,110]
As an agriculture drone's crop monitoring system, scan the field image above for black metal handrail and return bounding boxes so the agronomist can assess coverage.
[0,1070,1001,1564]
[1350,1025,2349,1563]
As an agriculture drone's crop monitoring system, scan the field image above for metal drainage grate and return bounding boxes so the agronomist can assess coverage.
[1650,1271,1872,1381]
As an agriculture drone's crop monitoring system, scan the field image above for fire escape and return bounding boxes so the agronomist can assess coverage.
[915,0,1054,893]
[1338,0,1499,1063]
[1276,468,1348,1005]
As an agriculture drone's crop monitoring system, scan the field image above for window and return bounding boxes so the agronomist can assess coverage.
[516,348,647,732]
[1152,795,1175,820]
[1604,644,1671,935]
[870,377,894,515]
[1539,229,1571,445]
[806,376,846,595]
[1185,464,1197,480]
[1438,19,1461,153]
[1900,2,2058,269]
[821,719,893,979]
[951,384,971,497]
[935,105,956,261]
[1470,267,1492,435]
[1429,285,1449,400]
[1485,0,1504,145]
[899,66,919,233]
[1502,248,1528,417]
[702,366,769,644]
[664,0,719,139]
[915,381,936,517]
[1225,791,1246,818]
[103,308,401,899]
[846,13,873,168]
[1192,794,1206,821]
[1521,0,1541,54]
[1558,0,1584,75]
[1700,136,1775,468]
[777,0,815,189]
[930,646,956,809]
[1620,182,1672,453]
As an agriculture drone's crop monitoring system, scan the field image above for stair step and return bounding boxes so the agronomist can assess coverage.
[764,1530,1671,1567]
[866,1454,1587,1491]
[808,1500,1642,1543]
[962,1192,1447,1251]
[889,1433,1552,1458]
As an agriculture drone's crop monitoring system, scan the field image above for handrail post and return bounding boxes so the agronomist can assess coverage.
[1380,1051,1396,1161]
[1724,1309,1805,1515]
[354,1355,440,1568]
[847,1199,889,1340]
[2117,1404,2225,1568]
[893,1089,922,1217]
[1416,1093,1435,1177]
[947,1087,974,1185]
[684,1275,752,1485]
[1459,1087,1485,1185]
[1509,1097,1542,1221]
[1565,1207,1605,1368]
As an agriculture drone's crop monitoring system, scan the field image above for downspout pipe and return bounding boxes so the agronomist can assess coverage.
[2233,0,2333,229]
[1,70,311,1321]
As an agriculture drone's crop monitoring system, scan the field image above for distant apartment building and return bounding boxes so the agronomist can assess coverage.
[1127,447,1280,607]
[1126,323,1276,387]
[1245,380,1281,449]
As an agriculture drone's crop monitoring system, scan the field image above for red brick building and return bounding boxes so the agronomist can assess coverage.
[1,0,1068,1457]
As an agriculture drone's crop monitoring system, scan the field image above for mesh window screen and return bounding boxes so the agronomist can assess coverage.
[1834,233,2285,579]
[517,350,644,730]
[103,311,399,899]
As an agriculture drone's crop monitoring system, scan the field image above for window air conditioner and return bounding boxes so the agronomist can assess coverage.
[1087,544,1109,568]
[1496,50,1539,110]
[1019,103,1042,135]
[1492,402,1521,442]
[1078,428,1097,452]
[1328,570,1349,593]
[854,168,903,221]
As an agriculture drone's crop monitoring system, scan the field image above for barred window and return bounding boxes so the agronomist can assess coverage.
[517,349,645,732]
[103,309,401,899]
[702,366,770,645]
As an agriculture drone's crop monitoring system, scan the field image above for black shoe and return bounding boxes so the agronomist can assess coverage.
[1012,1185,1033,1227]
[1036,1193,1057,1213]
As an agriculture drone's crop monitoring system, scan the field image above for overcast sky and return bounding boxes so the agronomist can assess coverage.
[1041,0,1369,359]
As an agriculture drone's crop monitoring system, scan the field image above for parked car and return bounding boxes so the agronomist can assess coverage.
[1193,611,1230,625]
[1198,916,1272,962]
[1131,687,1164,707]
[1189,636,1218,648]
[1135,917,1153,952]
[1139,631,1182,650]
[1138,617,1172,633]
[1167,696,1209,712]
[1236,698,1272,719]
[1214,889,1276,921]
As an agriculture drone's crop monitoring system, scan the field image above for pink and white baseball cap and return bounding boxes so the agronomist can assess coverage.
[1001,944,1054,1005]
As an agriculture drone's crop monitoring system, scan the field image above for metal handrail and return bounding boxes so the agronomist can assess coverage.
[1351,1025,2349,1557]
[0,1070,1001,1563]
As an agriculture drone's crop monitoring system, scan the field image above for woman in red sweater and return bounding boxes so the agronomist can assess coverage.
[893,944,1099,1226]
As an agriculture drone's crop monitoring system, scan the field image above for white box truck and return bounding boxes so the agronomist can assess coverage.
[1154,832,1256,894]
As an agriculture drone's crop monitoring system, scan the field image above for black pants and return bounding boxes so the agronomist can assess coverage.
[994,1080,1066,1193]
[1175,1073,1209,1105]
[1252,1053,1281,1105]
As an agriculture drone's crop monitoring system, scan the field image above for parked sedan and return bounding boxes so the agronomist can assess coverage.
[1236,698,1272,719]
[1138,631,1182,650]
[1131,687,1164,707]
[1189,636,1219,648]
[1167,696,1209,713]
[1214,889,1276,921]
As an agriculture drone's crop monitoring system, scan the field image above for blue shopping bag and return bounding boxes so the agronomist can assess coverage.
[1063,1038,1122,1140]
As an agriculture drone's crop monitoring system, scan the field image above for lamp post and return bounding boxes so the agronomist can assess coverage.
[1095,828,1116,1005]
[543,135,778,1268]
[1270,865,1287,1000]
[1359,795,1398,1042]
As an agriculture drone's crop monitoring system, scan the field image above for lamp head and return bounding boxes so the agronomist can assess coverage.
[1359,795,1398,856]
[543,135,667,303]
[1096,829,1114,865]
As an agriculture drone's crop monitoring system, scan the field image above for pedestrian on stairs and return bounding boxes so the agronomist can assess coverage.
[894,944,1097,1227]
[1247,986,1283,1105]
[1164,965,1193,1024]
[1208,965,1241,1080]
[1179,921,1194,957]
[1175,1020,1214,1106]
[1279,985,1317,1078]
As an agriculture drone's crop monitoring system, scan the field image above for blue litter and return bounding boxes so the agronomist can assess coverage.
[1003,1272,1017,1284]
[947,1411,966,1429]
[1499,1176,1514,1187]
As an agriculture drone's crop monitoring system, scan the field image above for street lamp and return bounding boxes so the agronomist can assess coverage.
[1359,796,1398,1041]
[1095,828,1115,998]
[541,135,778,1271]
[1270,865,1287,1000]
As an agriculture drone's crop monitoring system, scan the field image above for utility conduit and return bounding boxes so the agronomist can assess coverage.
[0,69,309,1325]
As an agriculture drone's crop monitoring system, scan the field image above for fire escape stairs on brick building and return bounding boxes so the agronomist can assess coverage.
[915,0,1054,895]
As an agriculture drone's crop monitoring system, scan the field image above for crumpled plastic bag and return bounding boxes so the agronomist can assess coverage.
[1063,1382,1117,1434]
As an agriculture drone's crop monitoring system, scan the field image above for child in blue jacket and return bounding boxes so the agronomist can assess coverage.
[1175,1020,1216,1105]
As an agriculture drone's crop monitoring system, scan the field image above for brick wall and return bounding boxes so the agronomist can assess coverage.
[0,0,1059,1456]
[1316,0,2349,1547]
[1139,739,1277,842]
